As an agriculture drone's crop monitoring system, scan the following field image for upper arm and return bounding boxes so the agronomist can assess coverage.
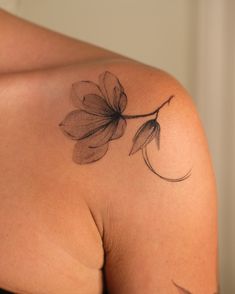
[97,64,218,293]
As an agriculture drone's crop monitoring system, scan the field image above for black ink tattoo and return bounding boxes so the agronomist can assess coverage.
[172,280,219,294]
[173,281,192,294]
[59,71,191,182]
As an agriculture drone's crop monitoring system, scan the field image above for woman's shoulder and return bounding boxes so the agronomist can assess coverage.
[80,60,218,294]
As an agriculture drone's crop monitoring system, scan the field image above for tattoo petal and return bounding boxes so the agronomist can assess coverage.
[59,110,110,140]
[129,119,158,155]
[73,140,108,164]
[99,71,126,111]
[82,94,113,116]
[71,81,103,108]
[111,117,127,140]
[113,86,127,113]
[155,121,161,150]
[88,121,119,147]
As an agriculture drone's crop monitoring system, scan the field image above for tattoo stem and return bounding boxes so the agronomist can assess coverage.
[122,95,174,120]
[142,145,192,182]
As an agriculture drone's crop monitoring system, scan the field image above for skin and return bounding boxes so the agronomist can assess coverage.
[0,9,123,74]
[0,9,219,294]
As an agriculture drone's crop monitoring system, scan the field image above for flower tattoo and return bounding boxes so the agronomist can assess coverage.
[59,71,191,182]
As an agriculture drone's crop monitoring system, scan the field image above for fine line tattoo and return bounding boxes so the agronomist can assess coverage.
[172,281,192,294]
[59,71,191,182]
[172,280,219,294]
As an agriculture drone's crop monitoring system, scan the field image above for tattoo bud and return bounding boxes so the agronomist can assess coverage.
[129,119,160,155]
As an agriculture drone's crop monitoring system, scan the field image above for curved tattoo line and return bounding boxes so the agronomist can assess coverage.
[172,280,192,294]
[172,280,219,294]
[59,71,192,182]
[142,146,192,182]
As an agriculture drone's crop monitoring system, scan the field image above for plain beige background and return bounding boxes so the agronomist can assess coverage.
[0,0,234,293]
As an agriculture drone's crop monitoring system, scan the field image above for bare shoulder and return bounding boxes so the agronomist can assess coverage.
[70,61,217,293]
[0,59,218,293]
[54,59,217,293]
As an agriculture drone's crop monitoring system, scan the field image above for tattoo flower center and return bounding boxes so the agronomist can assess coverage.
[59,71,191,182]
